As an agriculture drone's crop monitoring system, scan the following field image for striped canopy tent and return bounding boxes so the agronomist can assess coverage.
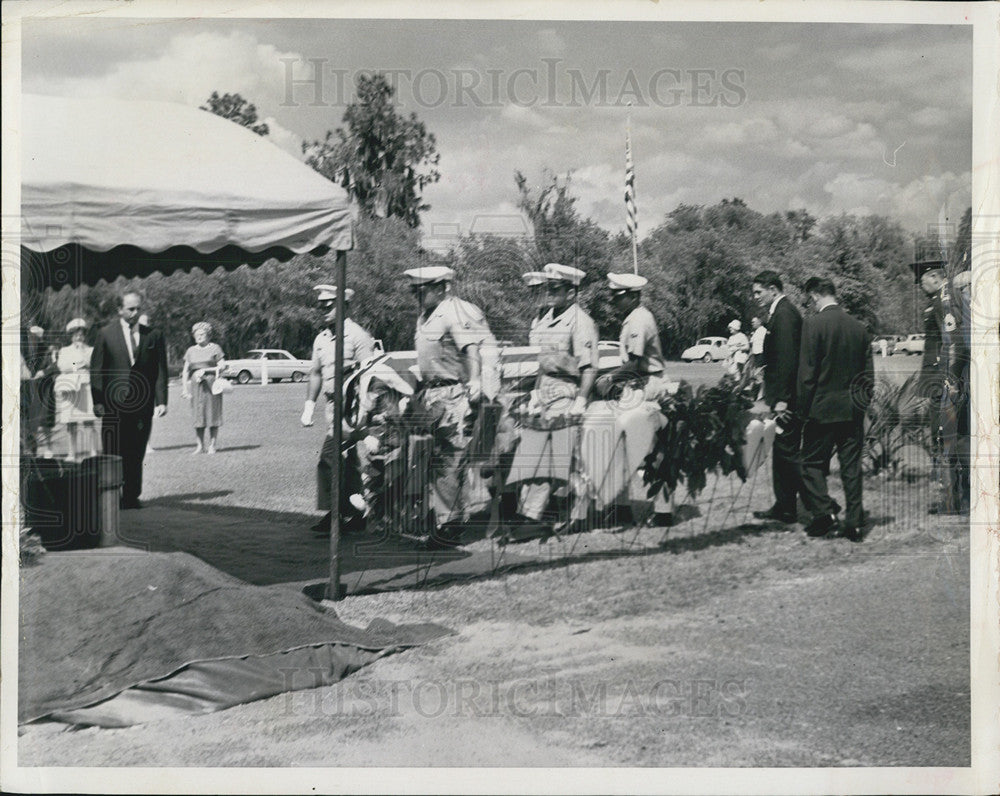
[19,93,355,598]
[20,93,353,288]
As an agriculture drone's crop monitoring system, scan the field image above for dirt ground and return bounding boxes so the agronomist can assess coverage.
[16,358,973,769]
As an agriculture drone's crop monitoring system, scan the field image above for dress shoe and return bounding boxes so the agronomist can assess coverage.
[804,513,838,538]
[840,524,864,543]
[310,512,332,536]
[120,498,142,510]
[752,506,796,524]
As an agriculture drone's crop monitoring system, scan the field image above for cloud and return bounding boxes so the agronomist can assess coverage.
[25,31,309,119]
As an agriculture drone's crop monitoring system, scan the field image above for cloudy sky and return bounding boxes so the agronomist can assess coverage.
[21,14,973,248]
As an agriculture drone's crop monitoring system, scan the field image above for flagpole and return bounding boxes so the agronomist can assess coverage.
[625,108,638,275]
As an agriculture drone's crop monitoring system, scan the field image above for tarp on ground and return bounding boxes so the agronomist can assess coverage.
[18,551,451,724]
[20,93,354,288]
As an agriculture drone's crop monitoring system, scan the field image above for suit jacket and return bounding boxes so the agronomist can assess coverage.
[761,296,802,409]
[797,304,874,423]
[90,320,168,416]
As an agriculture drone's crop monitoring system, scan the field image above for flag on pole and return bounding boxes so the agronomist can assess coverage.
[625,116,639,274]
[625,128,637,239]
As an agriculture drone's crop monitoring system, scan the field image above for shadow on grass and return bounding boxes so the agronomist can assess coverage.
[118,492,804,595]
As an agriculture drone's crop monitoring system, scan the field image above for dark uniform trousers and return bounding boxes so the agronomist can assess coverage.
[800,418,864,529]
[317,435,364,517]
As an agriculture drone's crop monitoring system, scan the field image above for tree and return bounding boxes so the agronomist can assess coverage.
[200,92,270,136]
[304,74,440,228]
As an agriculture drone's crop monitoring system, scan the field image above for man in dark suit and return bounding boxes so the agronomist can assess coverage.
[797,277,874,541]
[751,270,803,524]
[90,291,168,509]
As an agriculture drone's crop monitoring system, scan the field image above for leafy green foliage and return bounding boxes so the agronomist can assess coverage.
[642,376,754,497]
[200,92,270,136]
[304,73,440,228]
[862,373,933,477]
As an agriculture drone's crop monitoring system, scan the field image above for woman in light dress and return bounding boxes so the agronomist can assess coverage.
[181,322,226,454]
[54,318,98,461]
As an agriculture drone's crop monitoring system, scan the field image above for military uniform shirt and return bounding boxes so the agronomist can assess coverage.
[415,296,494,382]
[530,304,599,379]
[313,317,376,395]
[620,304,665,374]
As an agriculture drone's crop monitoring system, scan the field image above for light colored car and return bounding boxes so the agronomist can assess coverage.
[680,336,729,362]
[893,334,926,356]
[871,334,905,355]
[221,349,312,384]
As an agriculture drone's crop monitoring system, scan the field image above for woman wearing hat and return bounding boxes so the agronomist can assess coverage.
[55,318,98,461]
[726,319,750,378]
[181,322,226,454]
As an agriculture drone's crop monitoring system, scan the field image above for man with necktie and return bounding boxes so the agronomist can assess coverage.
[90,291,168,509]
[751,270,803,525]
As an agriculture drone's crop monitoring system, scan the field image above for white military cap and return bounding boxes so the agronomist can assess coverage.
[607,273,648,293]
[542,263,586,286]
[728,319,742,332]
[522,271,547,287]
[314,284,354,301]
[404,266,455,286]
[66,317,88,333]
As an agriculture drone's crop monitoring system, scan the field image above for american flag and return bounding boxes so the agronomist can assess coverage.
[625,127,637,239]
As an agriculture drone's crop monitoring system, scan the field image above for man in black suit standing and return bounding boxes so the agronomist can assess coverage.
[751,270,803,524]
[797,277,874,541]
[90,291,168,509]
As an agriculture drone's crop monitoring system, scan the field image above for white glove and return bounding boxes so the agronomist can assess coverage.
[301,399,315,427]
[467,378,482,403]
[569,395,587,417]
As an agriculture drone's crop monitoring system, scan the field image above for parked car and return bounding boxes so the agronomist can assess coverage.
[893,334,926,356]
[221,349,313,384]
[680,336,729,362]
[871,334,905,355]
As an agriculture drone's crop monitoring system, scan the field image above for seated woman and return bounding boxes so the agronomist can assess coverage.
[54,318,98,462]
[181,322,226,454]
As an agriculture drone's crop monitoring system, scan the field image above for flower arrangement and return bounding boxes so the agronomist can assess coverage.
[642,375,755,498]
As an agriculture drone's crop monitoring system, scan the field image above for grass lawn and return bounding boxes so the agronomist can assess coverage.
[20,355,972,769]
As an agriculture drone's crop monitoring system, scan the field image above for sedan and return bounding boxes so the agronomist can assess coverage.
[221,349,312,384]
[893,334,926,356]
[680,336,729,362]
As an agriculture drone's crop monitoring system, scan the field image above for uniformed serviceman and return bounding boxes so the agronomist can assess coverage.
[606,272,674,526]
[517,263,599,528]
[301,284,376,536]
[406,266,496,539]
[606,272,666,381]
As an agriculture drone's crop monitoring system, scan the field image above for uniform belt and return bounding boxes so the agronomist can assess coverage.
[421,378,461,389]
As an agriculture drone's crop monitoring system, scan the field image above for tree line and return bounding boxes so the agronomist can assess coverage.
[31,77,963,364]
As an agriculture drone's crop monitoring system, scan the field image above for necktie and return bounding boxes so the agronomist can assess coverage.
[125,326,137,365]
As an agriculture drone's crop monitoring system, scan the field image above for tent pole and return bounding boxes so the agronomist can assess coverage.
[327,249,347,600]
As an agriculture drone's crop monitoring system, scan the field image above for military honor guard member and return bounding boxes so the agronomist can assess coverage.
[406,266,496,537]
[301,284,376,536]
[605,272,674,526]
[606,272,666,381]
[514,263,599,528]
